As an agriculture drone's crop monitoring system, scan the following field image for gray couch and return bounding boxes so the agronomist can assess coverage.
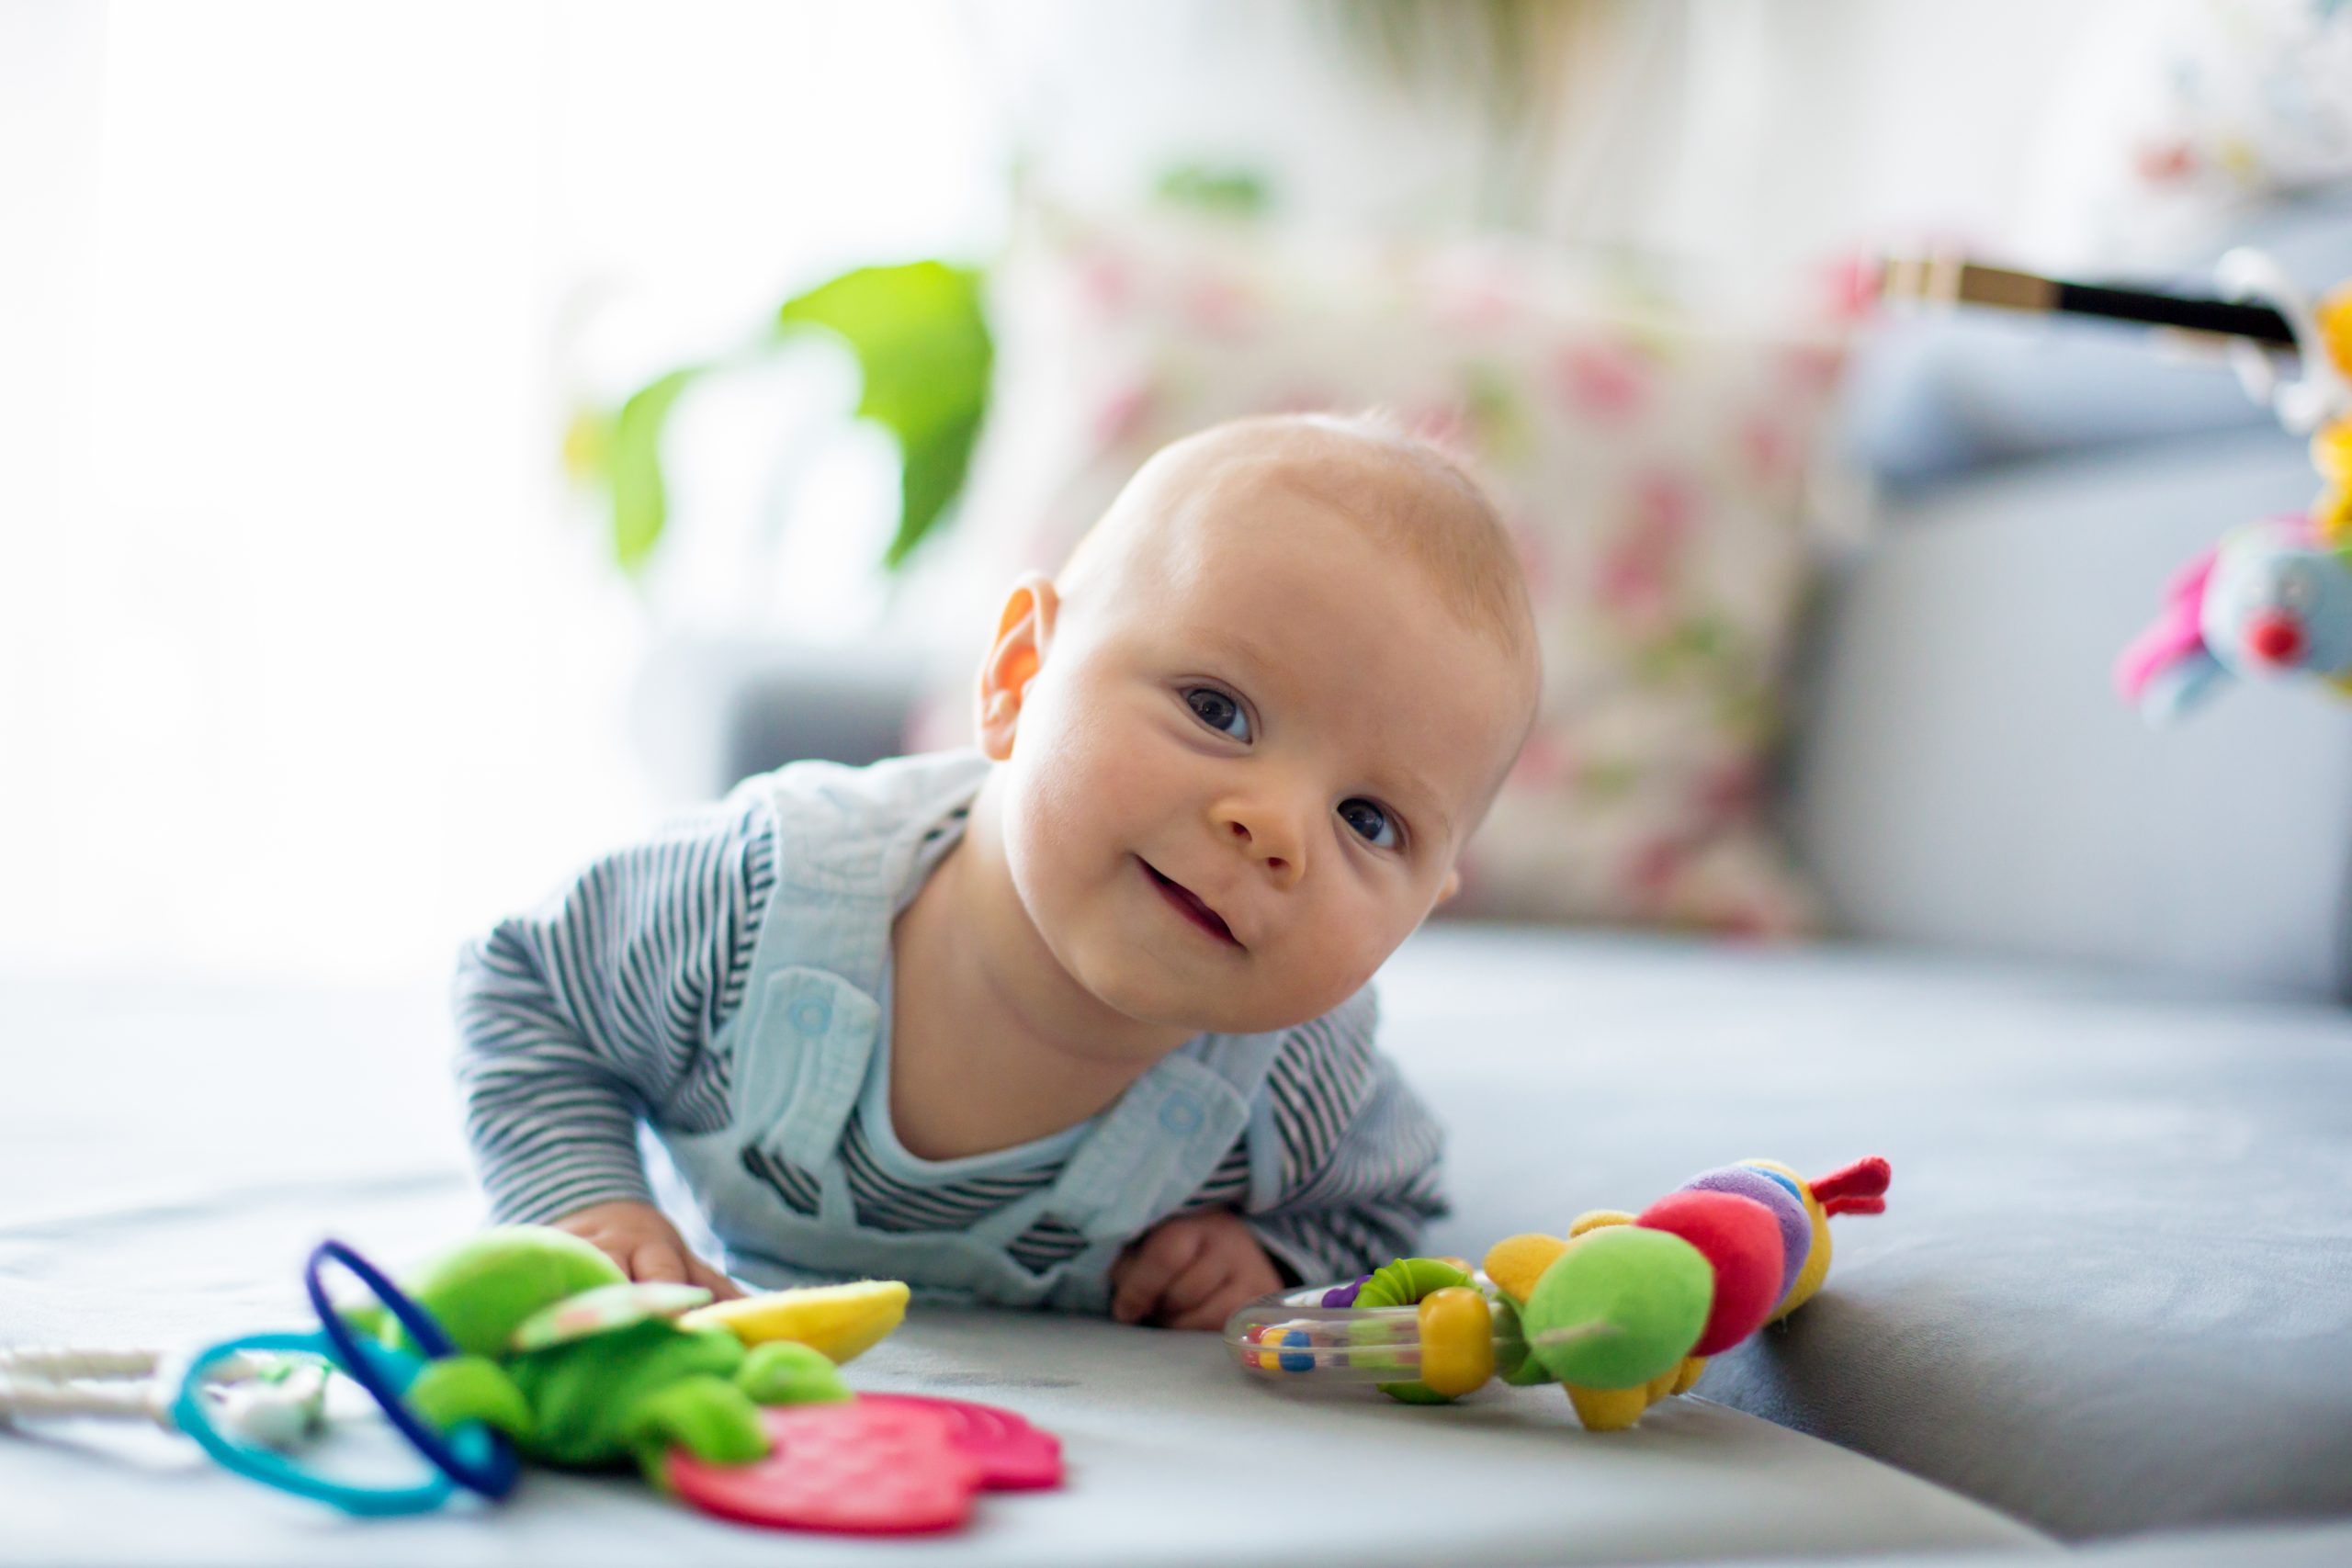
[627,383,2352,1556]
[7,361,2351,1566]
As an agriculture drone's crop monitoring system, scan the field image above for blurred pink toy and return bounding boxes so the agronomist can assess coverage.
[2114,514,2352,724]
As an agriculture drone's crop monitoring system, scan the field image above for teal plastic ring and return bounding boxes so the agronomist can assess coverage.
[171,1330,474,1517]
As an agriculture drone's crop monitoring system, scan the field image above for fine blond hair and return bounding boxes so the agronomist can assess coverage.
[1058,411,1538,674]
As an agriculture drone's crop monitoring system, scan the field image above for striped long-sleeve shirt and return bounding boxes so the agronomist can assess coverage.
[453,785,1447,1287]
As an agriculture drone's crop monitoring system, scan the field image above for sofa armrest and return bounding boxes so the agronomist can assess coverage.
[629,637,929,800]
[1787,423,2352,998]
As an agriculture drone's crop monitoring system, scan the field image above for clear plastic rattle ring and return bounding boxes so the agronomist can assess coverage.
[1223,1261,1529,1402]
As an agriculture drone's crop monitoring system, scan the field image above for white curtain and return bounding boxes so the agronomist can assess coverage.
[0,0,2114,984]
[0,0,1001,983]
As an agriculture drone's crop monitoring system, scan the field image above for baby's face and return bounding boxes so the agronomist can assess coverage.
[989,462,1533,1041]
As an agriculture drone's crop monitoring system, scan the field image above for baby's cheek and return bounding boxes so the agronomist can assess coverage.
[1278,924,1385,1016]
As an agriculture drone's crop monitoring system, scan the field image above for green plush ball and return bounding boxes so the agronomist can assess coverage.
[389,1226,628,1359]
[1490,1295,1552,1387]
[1521,1226,1713,1390]
[738,1340,852,1406]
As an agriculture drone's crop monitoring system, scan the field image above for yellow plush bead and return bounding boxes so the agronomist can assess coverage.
[1483,1233,1569,1303]
[2312,420,2352,482]
[1566,1382,1651,1432]
[1568,1209,1635,1237]
[1671,1355,1708,1394]
[1415,1286,1496,1399]
[2316,487,2352,547]
[1645,1370,1677,1404]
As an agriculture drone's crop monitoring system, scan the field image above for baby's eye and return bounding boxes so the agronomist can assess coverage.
[1339,798,1398,849]
[1184,687,1251,741]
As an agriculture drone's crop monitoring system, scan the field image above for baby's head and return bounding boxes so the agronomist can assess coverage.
[969,412,1541,1040]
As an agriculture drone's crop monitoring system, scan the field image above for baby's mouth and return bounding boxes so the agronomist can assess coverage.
[1139,858,1242,948]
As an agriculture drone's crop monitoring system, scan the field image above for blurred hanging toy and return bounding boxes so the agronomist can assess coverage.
[1225,1155,1890,1432]
[1878,248,2352,725]
[2115,256,2352,722]
[0,1227,1063,1534]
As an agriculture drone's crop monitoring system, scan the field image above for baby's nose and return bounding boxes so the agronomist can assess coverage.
[1227,815,1301,885]
[1229,818,1283,861]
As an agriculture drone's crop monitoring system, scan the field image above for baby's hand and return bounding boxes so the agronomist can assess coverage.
[1110,1211,1283,1331]
[551,1200,743,1301]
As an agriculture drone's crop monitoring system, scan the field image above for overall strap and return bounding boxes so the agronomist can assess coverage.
[722,750,991,1152]
[1039,1027,1290,1240]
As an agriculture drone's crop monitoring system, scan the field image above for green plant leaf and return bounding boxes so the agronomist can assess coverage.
[588,259,991,578]
[776,261,992,569]
[606,366,706,575]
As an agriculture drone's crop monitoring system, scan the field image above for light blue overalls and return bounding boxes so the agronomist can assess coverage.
[658,750,1292,1313]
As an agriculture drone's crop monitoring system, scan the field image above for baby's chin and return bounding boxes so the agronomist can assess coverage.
[1077,961,1337,1043]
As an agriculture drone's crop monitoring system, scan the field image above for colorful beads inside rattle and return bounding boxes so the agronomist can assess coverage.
[1239,1317,1351,1375]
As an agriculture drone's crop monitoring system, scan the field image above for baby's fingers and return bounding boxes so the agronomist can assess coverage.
[627,1237,692,1286]
[1111,1226,1205,1325]
[1155,1249,1234,1322]
[685,1255,744,1301]
[1161,1280,1258,1333]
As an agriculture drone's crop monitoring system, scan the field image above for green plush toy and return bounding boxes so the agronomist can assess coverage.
[352,1227,864,1484]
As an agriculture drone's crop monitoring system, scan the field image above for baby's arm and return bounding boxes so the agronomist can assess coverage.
[1241,1043,1448,1289]
[452,792,772,1292]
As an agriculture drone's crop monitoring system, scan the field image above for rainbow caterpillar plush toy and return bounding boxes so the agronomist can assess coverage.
[1226,1156,1891,1431]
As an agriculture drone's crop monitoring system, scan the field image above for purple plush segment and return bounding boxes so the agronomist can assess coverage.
[1681,1167,1808,1298]
[1320,1276,1371,1309]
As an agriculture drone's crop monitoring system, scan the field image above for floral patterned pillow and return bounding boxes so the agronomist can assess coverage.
[911,209,1855,936]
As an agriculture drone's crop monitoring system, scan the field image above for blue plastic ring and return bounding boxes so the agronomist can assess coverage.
[306,1238,519,1499]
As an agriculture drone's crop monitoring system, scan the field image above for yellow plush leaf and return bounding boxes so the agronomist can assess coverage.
[682,1280,910,1366]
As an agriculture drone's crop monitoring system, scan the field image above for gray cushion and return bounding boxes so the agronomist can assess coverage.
[1385,926,2352,1540]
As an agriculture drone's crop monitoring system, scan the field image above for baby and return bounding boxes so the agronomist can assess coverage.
[453,412,1541,1331]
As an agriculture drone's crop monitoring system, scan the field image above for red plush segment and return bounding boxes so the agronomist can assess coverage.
[1634,1190,1784,1355]
[1812,1156,1893,1216]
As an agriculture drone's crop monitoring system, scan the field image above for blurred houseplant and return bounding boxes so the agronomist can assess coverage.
[560,174,1263,584]
[563,259,994,578]
[560,1,1585,581]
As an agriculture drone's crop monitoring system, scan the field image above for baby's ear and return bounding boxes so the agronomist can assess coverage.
[976,572,1058,761]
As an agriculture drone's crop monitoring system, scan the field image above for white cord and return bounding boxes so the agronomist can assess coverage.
[0,1373,177,1428]
[0,1345,319,1446]
[0,1347,162,1380]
